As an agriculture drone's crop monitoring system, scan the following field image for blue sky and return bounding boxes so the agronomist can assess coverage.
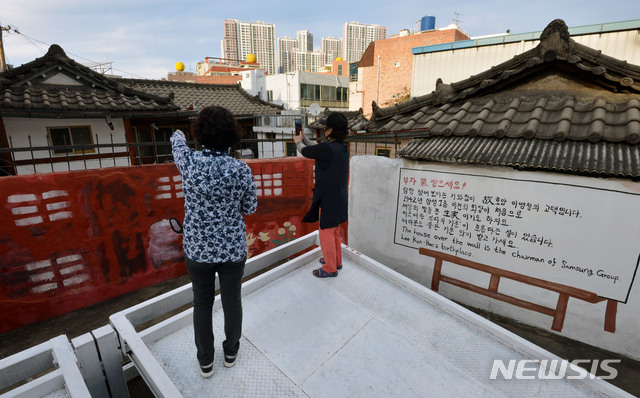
[2,0,638,79]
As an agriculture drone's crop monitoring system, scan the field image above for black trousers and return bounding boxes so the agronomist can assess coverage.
[185,255,245,367]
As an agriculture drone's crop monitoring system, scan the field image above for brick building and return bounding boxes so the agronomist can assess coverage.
[354,26,469,117]
[317,58,350,77]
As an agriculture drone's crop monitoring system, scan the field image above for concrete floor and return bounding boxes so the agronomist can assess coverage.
[1,272,638,397]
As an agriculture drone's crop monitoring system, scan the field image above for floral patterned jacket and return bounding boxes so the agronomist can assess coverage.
[171,131,257,263]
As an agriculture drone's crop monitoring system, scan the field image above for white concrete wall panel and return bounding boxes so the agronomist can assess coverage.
[349,155,640,360]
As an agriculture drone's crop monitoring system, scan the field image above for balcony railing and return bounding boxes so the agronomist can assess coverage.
[0,129,426,176]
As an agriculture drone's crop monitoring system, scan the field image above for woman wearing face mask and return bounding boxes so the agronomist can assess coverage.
[293,112,349,278]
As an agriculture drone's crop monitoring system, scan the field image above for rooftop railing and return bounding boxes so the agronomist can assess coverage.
[0,129,425,176]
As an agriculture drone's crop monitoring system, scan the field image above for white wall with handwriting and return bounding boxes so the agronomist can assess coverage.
[349,155,640,360]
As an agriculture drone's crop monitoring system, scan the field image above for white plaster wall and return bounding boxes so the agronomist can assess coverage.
[254,129,288,158]
[349,80,363,112]
[239,69,267,98]
[265,73,301,110]
[4,117,129,175]
[348,155,640,360]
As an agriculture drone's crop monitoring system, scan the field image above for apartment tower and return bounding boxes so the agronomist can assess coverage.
[277,36,297,73]
[297,30,314,52]
[222,19,277,75]
[343,22,387,63]
[321,36,343,63]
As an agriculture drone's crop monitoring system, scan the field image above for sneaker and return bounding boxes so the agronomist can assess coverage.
[200,362,214,378]
[224,354,237,368]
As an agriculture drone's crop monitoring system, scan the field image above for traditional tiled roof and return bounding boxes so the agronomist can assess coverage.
[399,136,640,178]
[117,79,284,119]
[0,45,179,117]
[308,108,368,131]
[362,19,640,178]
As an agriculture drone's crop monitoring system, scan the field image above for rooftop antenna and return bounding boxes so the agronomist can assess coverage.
[452,12,463,26]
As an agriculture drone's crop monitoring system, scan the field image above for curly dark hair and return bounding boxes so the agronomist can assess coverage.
[328,127,348,142]
[191,106,243,150]
[323,112,349,141]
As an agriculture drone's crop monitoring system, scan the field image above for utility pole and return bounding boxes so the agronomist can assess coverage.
[0,21,10,72]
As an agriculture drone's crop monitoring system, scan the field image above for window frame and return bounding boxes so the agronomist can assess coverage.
[376,147,391,157]
[285,141,297,157]
[47,125,94,155]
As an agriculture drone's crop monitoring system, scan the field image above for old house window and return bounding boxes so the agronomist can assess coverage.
[48,126,93,154]
[376,147,391,157]
[286,141,297,157]
[155,127,174,163]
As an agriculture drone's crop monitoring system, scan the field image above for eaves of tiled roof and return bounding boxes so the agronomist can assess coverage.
[363,19,640,178]
[399,136,640,179]
[308,108,368,131]
[374,94,640,143]
[0,45,180,117]
[117,79,284,119]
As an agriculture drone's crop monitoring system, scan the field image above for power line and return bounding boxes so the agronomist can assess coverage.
[2,25,148,79]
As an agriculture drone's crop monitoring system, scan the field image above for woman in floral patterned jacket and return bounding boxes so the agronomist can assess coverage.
[171,106,257,378]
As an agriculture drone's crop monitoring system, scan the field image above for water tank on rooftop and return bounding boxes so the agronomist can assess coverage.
[420,15,436,31]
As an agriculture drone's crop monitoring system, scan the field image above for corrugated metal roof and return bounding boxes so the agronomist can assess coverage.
[412,19,640,55]
[399,136,640,178]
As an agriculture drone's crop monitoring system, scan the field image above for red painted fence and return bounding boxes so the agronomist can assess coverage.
[0,157,340,333]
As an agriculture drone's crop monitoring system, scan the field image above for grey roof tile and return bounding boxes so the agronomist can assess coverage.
[0,45,178,117]
[307,108,368,131]
[117,79,284,118]
[398,136,640,178]
[363,19,640,178]
[0,44,284,120]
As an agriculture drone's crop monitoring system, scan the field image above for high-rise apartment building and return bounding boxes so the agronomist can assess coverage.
[321,37,342,63]
[309,51,325,72]
[289,50,328,73]
[222,20,239,63]
[222,19,277,75]
[278,30,330,74]
[293,51,308,72]
[343,22,387,63]
[277,36,297,73]
[297,30,313,52]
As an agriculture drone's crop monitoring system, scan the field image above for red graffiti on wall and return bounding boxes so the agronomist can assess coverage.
[0,157,339,333]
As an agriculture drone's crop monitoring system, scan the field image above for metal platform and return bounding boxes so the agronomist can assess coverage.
[109,232,632,398]
[0,335,91,398]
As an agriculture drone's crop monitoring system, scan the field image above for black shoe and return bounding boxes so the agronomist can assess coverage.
[224,354,237,368]
[200,362,214,378]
